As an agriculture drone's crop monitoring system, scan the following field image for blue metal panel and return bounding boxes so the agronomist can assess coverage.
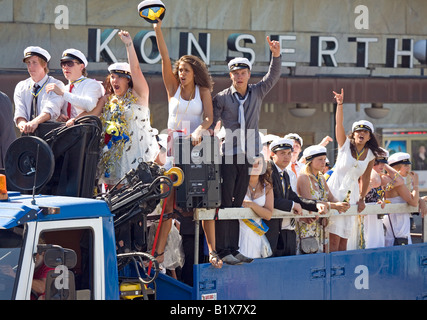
[329,244,427,300]
[0,203,35,229]
[156,244,427,300]
[156,273,193,300]
[193,254,328,300]
[102,216,119,300]
[0,193,113,229]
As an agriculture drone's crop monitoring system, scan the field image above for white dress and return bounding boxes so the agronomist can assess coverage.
[364,187,385,249]
[238,187,272,259]
[167,85,203,138]
[165,85,203,167]
[99,91,158,185]
[326,138,375,240]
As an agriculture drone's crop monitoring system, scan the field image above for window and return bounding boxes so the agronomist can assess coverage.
[0,227,24,300]
[35,228,93,300]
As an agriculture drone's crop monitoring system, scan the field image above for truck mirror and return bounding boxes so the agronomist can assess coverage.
[37,245,77,300]
[38,244,77,269]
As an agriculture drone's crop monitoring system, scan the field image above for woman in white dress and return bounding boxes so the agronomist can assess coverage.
[383,152,420,246]
[363,149,403,249]
[152,19,218,267]
[327,89,382,252]
[93,31,158,187]
[83,30,159,254]
[297,145,350,254]
[239,156,274,259]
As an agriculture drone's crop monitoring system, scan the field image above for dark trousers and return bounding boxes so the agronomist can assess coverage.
[215,155,251,258]
[181,233,205,286]
[264,219,296,256]
[277,229,297,256]
[180,216,205,287]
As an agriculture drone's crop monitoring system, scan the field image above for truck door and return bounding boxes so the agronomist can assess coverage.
[30,218,106,300]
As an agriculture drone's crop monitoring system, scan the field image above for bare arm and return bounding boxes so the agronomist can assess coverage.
[357,159,375,212]
[119,30,149,106]
[153,19,179,98]
[18,112,51,134]
[333,88,346,148]
[191,87,214,144]
[242,185,274,220]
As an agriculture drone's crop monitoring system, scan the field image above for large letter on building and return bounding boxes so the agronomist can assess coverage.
[88,28,119,63]
[179,32,211,65]
[310,36,339,67]
[134,30,161,64]
[227,33,256,65]
[386,38,414,68]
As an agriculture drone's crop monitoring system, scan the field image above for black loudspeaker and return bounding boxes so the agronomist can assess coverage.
[5,117,102,198]
[174,136,221,209]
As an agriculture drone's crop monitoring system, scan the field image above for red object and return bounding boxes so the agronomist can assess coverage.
[291,162,297,177]
[147,193,168,275]
[66,83,74,118]
[104,133,112,145]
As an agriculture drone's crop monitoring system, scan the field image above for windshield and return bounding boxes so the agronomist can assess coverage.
[0,227,24,300]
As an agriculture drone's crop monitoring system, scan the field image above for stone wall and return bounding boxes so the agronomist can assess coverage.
[1,0,426,160]
[1,0,427,71]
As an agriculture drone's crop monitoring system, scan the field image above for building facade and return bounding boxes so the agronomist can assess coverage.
[1,0,427,187]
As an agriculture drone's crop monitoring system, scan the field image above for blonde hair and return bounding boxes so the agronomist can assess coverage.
[37,57,49,74]
[25,56,49,74]
[302,160,313,175]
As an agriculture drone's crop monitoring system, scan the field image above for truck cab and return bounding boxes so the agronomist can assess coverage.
[0,192,119,300]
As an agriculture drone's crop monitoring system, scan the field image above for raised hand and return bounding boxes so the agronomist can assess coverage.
[333,88,344,105]
[118,30,132,46]
[153,18,163,30]
[267,36,281,58]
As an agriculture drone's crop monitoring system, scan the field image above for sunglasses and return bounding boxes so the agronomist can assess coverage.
[60,60,80,68]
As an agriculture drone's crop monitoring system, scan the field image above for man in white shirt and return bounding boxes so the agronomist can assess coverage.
[46,49,104,124]
[284,133,305,178]
[14,46,65,134]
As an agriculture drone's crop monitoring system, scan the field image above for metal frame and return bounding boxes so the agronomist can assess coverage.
[193,202,423,264]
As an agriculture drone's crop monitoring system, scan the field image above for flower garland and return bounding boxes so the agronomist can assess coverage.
[99,89,136,179]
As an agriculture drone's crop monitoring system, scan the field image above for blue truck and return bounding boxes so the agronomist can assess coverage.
[1,118,426,300]
[2,184,427,300]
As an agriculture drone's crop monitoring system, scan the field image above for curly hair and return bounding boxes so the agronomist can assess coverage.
[172,55,214,92]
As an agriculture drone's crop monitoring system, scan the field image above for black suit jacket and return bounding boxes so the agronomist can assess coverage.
[269,160,318,212]
[264,160,318,255]
[0,91,16,169]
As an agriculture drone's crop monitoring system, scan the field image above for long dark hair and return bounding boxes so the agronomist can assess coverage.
[260,162,272,188]
[348,131,382,158]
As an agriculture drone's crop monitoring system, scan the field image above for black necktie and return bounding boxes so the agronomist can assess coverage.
[281,171,295,226]
[281,171,287,195]
[30,83,40,120]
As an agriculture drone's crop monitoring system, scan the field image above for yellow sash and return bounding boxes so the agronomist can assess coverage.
[242,219,269,236]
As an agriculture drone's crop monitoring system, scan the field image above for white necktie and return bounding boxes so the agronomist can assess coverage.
[235,93,248,153]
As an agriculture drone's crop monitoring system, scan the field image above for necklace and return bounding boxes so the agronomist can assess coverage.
[247,180,260,200]
[355,146,365,160]
[249,181,259,192]
[310,172,327,200]
[174,85,195,129]
[30,77,50,98]
[354,146,366,168]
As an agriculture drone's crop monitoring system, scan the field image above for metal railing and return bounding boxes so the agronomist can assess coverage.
[193,202,425,264]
